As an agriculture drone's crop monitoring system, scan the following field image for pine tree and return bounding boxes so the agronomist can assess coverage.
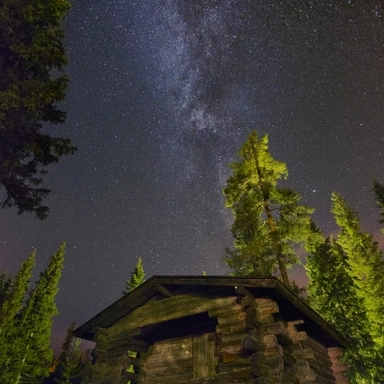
[122,257,146,295]
[223,131,315,285]
[0,243,65,383]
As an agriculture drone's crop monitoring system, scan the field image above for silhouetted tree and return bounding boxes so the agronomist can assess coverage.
[0,0,76,219]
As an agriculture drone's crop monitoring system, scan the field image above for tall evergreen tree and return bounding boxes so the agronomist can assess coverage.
[332,193,384,346]
[306,193,384,383]
[0,0,76,219]
[0,243,65,384]
[306,236,378,383]
[223,131,315,285]
[122,257,146,295]
[0,251,36,378]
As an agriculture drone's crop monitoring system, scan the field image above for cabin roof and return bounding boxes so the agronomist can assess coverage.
[74,276,351,348]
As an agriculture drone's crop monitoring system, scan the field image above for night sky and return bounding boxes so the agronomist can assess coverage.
[1,1,384,353]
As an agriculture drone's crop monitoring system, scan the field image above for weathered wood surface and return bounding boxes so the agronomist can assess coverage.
[216,320,247,334]
[208,302,244,317]
[110,295,237,334]
[193,333,218,378]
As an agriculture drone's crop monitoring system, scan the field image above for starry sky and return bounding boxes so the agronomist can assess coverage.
[1,0,384,353]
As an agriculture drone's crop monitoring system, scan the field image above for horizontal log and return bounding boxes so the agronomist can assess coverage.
[267,368,283,382]
[254,299,279,315]
[249,361,270,377]
[217,311,247,325]
[292,348,315,360]
[190,371,254,383]
[150,339,192,354]
[208,301,243,317]
[218,359,252,374]
[310,350,334,368]
[308,358,334,376]
[106,326,142,340]
[140,373,192,384]
[301,337,329,355]
[216,320,247,334]
[141,361,193,378]
[262,321,286,335]
[285,366,317,381]
[221,352,250,363]
[142,353,192,367]
[220,331,247,343]
[282,370,300,384]
[217,341,243,355]
[264,345,283,357]
[308,360,337,382]
[110,295,237,332]
[288,330,308,343]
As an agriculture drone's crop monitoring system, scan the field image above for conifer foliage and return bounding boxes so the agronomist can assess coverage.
[0,243,66,383]
[306,193,384,383]
[0,0,76,219]
[122,257,146,295]
[223,131,315,285]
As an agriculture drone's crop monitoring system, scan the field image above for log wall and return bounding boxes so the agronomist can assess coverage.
[86,291,349,384]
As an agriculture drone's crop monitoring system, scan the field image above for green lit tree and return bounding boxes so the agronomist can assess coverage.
[306,236,378,383]
[331,193,384,349]
[0,0,76,219]
[122,257,146,295]
[306,193,384,383]
[0,251,35,374]
[223,131,315,285]
[0,243,65,383]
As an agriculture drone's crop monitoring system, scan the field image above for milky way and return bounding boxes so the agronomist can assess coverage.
[1,1,384,352]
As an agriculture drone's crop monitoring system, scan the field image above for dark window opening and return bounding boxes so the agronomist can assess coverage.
[139,312,218,344]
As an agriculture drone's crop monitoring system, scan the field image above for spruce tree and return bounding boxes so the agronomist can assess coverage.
[0,243,65,383]
[306,193,384,383]
[122,257,146,295]
[306,237,378,383]
[223,131,315,285]
[331,192,384,347]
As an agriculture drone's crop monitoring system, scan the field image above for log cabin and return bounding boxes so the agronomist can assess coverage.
[74,276,351,384]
